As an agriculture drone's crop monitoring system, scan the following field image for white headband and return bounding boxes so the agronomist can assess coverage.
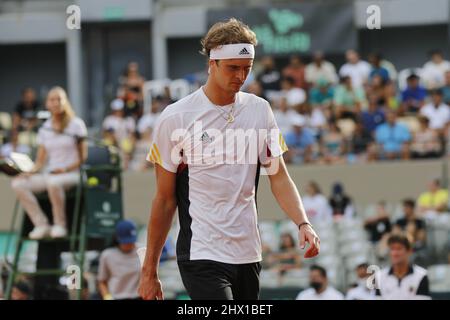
[209,43,255,60]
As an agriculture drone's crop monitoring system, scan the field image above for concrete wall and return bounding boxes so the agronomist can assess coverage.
[1,159,447,229]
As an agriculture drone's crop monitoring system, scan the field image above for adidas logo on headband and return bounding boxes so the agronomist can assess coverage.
[209,43,255,60]
[239,48,250,55]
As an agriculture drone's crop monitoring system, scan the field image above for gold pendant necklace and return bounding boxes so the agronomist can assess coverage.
[227,113,235,123]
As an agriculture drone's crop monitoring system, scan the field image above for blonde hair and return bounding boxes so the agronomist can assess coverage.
[47,86,76,132]
[201,18,258,58]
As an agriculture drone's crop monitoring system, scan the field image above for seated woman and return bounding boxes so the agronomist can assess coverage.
[267,233,302,276]
[11,87,88,239]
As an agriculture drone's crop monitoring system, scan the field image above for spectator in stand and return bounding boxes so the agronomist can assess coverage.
[360,94,385,135]
[302,181,332,223]
[417,178,449,218]
[137,96,162,137]
[280,76,306,110]
[305,51,338,87]
[421,50,450,90]
[442,70,450,104]
[296,265,344,300]
[333,76,367,120]
[118,61,145,100]
[12,88,40,133]
[319,121,345,165]
[384,81,401,113]
[349,121,374,161]
[365,201,392,261]
[364,201,392,244]
[257,56,282,96]
[368,53,390,84]
[129,126,153,172]
[122,86,143,120]
[346,263,376,300]
[420,89,450,134]
[101,128,117,149]
[284,115,316,164]
[393,199,426,253]
[309,78,334,119]
[367,74,387,107]
[282,55,307,90]
[401,74,427,114]
[98,220,141,300]
[273,97,300,136]
[302,103,328,138]
[380,57,398,83]
[373,110,411,160]
[329,182,355,220]
[131,96,163,171]
[339,49,371,89]
[410,116,442,159]
[267,233,302,277]
[102,99,136,169]
[376,234,430,300]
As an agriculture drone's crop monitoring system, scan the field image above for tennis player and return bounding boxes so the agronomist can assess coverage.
[139,18,320,300]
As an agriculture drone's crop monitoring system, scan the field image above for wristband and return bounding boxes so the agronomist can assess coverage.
[298,222,312,230]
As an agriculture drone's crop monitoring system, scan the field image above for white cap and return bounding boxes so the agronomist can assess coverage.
[111,98,124,111]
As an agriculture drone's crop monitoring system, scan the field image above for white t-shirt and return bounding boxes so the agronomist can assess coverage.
[37,117,87,172]
[296,286,344,300]
[339,60,371,88]
[147,88,288,264]
[302,194,332,222]
[420,103,450,130]
[102,115,135,142]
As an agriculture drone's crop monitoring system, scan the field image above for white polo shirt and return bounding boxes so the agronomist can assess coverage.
[376,265,431,300]
[147,88,288,264]
[37,117,87,172]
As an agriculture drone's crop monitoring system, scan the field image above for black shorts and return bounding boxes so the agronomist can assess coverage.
[177,259,262,300]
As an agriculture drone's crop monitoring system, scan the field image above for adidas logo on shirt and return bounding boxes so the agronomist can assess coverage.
[239,47,250,55]
[200,131,213,143]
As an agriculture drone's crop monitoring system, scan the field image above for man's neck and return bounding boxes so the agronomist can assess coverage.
[393,262,410,279]
[203,81,236,106]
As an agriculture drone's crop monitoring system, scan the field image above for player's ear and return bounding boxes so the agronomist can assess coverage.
[208,59,216,75]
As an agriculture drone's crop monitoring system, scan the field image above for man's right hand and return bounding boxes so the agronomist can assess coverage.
[138,275,164,300]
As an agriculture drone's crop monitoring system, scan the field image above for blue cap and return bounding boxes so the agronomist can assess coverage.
[115,220,137,244]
